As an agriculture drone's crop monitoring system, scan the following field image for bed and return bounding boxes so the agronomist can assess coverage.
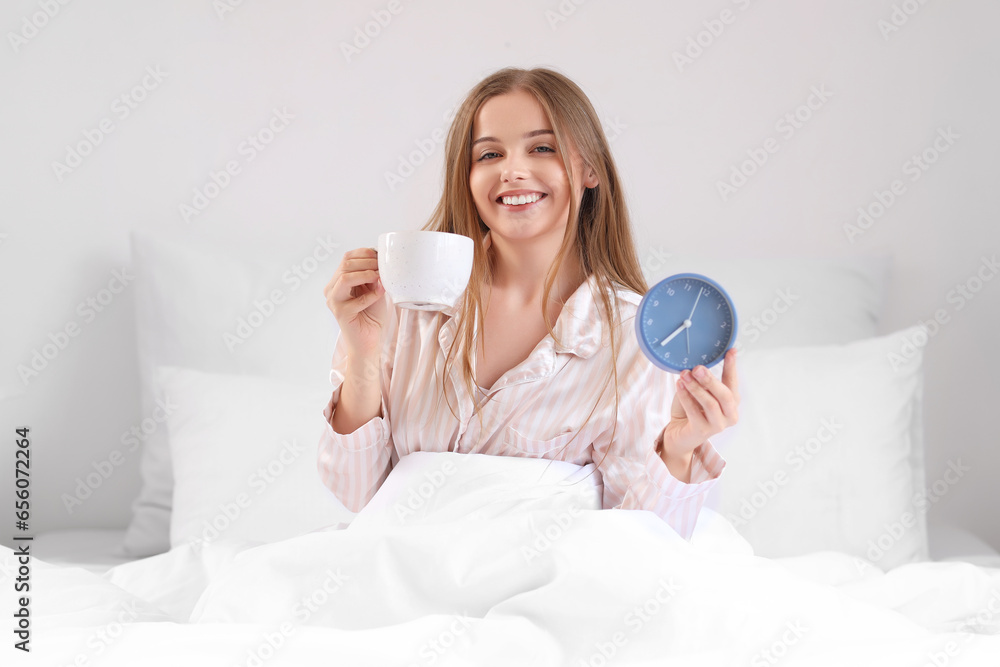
[9,230,999,666]
[15,457,1000,665]
[27,518,1000,578]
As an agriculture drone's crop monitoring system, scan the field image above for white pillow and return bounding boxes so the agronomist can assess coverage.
[707,324,928,569]
[159,365,353,548]
[649,255,889,353]
[124,230,339,556]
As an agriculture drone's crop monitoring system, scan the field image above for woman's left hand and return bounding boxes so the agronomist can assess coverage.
[659,348,740,471]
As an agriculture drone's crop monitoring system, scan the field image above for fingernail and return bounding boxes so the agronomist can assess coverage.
[695,366,707,379]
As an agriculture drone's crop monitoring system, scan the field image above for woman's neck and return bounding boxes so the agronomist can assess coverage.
[486,231,587,311]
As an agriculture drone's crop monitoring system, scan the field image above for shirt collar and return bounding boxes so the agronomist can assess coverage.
[551,274,605,358]
[438,231,610,360]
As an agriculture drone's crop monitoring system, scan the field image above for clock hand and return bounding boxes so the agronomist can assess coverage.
[683,288,703,353]
[659,319,692,347]
[687,287,703,320]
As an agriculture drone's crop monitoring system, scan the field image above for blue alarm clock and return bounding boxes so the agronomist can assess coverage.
[635,273,738,373]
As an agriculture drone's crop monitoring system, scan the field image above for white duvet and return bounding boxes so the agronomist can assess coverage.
[6,452,1000,666]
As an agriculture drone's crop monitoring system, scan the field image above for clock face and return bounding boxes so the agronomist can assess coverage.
[635,273,738,373]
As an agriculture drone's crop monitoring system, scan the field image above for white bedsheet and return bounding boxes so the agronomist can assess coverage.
[6,452,1000,666]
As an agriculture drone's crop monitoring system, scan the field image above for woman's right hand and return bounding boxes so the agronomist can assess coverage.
[324,247,387,358]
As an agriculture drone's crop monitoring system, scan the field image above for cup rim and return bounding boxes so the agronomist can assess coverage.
[378,230,474,246]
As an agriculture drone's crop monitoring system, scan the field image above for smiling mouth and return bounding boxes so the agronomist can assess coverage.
[497,193,546,207]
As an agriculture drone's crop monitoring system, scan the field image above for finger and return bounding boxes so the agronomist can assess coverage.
[342,247,378,260]
[329,275,382,307]
[335,269,381,296]
[678,374,712,418]
[669,380,686,420]
[689,366,738,423]
[326,273,379,314]
[342,257,379,271]
[675,378,709,432]
[721,348,739,399]
[681,371,725,429]
[339,287,385,317]
[323,257,379,298]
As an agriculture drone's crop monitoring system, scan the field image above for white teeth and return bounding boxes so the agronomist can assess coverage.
[501,193,542,206]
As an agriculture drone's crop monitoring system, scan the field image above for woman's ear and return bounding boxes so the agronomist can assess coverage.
[583,165,599,189]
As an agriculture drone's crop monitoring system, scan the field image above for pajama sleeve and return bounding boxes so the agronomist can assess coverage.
[317,293,398,512]
[593,338,727,540]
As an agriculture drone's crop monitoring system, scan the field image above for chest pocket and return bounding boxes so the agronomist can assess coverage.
[502,425,596,460]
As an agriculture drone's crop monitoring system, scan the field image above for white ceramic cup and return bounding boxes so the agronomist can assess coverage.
[376,231,474,311]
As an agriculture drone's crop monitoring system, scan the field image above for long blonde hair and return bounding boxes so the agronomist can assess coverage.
[421,66,648,459]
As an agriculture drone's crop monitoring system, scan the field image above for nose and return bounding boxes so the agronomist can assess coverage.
[500,152,530,182]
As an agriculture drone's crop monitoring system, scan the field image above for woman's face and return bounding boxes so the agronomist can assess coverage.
[468,89,597,247]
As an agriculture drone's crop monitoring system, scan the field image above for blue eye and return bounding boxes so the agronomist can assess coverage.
[475,145,555,162]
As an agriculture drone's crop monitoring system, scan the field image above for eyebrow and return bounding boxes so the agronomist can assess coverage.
[471,129,554,147]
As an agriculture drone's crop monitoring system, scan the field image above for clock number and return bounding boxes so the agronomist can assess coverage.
[653,300,659,307]
[715,340,721,347]
[646,318,653,326]
[720,322,728,328]
[683,283,692,291]
[702,354,707,361]
[716,303,721,310]
[664,352,670,358]
[666,287,675,296]
[682,357,688,364]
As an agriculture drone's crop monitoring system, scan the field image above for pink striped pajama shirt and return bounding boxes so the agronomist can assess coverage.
[318,250,726,539]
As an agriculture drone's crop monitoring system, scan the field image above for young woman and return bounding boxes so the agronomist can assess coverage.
[320,67,739,539]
